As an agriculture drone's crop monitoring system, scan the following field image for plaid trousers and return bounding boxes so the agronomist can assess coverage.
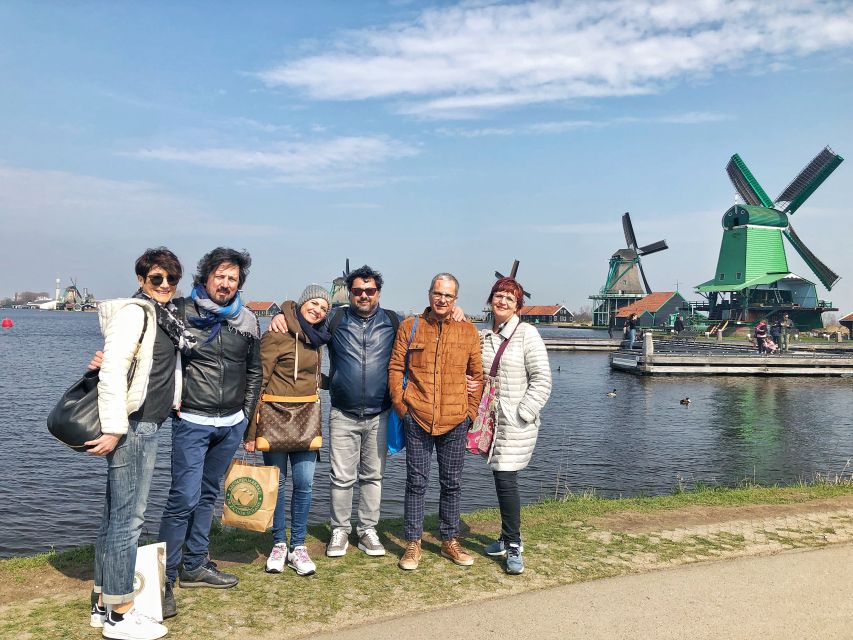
[403,414,469,541]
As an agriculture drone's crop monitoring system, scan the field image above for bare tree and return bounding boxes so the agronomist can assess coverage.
[574,305,592,324]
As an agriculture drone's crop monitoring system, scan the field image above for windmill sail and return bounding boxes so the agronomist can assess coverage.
[637,260,652,295]
[784,224,840,290]
[726,155,773,207]
[638,240,668,255]
[775,146,844,215]
[494,259,531,298]
[622,212,638,248]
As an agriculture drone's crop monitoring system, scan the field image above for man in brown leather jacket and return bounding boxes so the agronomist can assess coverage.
[389,272,483,571]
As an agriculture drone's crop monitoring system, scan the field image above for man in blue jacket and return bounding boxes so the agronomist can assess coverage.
[270,265,464,559]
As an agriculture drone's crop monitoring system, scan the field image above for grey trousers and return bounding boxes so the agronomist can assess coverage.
[328,407,388,534]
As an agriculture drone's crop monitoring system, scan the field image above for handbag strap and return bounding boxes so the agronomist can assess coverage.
[402,316,419,390]
[124,312,149,389]
[262,393,319,403]
[488,324,518,378]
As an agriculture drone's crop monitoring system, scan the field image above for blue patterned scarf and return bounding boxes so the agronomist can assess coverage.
[189,284,259,343]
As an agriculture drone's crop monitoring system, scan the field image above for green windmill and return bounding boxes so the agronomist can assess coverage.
[697,146,843,331]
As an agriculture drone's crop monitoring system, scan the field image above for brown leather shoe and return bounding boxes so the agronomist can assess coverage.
[440,538,474,566]
[399,540,422,571]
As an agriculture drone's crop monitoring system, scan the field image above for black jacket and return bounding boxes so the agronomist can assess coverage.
[328,306,398,418]
[177,298,262,420]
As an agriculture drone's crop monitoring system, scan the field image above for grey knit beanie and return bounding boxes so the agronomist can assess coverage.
[297,284,331,308]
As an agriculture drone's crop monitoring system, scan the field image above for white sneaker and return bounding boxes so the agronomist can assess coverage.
[326,527,350,557]
[357,528,386,556]
[287,545,317,576]
[90,603,107,628]
[265,542,288,574]
[102,608,168,640]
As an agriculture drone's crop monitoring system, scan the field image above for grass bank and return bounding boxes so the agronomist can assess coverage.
[3,483,853,640]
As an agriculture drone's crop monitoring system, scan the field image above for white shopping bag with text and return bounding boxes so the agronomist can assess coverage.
[133,542,166,622]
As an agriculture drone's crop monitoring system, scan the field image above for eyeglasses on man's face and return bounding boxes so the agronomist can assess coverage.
[350,287,378,298]
[430,291,456,301]
[147,273,180,286]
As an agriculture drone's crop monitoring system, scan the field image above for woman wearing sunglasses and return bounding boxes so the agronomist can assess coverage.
[477,277,551,575]
[245,284,332,577]
[87,247,194,640]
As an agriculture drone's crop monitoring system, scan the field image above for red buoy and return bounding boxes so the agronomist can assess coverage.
[1,318,12,328]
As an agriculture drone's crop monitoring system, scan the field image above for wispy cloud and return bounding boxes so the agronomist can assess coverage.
[257,0,853,118]
[0,165,277,237]
[127,136,419,188]
[438,111,731,137]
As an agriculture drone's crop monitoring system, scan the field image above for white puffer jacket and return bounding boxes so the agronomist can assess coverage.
[480,315,552,471]
[97,299,180,435]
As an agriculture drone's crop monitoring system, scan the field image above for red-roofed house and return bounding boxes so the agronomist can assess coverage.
[840,312,853,337]
[614,291,686,329]
[246,301,281,317]
[517,304,574,325]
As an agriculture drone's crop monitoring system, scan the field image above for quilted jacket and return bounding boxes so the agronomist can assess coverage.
[388,308,483,435]
[480,314,552,471]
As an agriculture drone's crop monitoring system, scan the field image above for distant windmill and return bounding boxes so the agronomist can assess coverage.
[601,213,669,296]
[329,258,351,308]
[493,259,531,299]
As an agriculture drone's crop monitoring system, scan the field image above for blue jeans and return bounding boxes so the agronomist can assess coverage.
[262,449,317,547]
[628,328,637,350]
[93,419,161,604]
[158,416,247,582]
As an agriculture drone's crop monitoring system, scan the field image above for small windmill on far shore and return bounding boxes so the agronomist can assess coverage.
[493,259,531,300]
[588,212,669,327]
[329,258,350,308]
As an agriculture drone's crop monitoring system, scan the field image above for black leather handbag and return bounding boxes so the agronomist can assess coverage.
[48,314,147,451]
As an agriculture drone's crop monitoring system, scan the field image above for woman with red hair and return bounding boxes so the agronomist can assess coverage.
[478,277,552,575]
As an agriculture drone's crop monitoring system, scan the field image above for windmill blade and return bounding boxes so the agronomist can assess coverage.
[784,224,841,290]
[637,260,652,295]
[726,154,773,207]
[509,260,519,279]
[775,146,844,215]
[494,271,505,280]
[638,239,668,256]
[622,212,638,249]
[342,258,350,278]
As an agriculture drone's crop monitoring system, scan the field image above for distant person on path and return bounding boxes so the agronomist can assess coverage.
[158,248,261,618]
[246,285,331,576]
[627,313,639,350]
[754,320,769,354]
[476,277,552,575]
[780,313,795,352]
[607,312,615,338]
[389,273,483,571]
[770,320,782,353]
[88,247,192,640]
[674,314,685,335]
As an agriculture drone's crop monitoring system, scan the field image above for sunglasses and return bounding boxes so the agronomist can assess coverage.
[146,273,180,286]
[351,287,378,297]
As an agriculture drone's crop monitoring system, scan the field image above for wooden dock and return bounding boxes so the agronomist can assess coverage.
[610,335,853,376]
[543,337,622,351]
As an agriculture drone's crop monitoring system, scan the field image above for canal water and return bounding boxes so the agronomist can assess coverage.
[1,308,852,557]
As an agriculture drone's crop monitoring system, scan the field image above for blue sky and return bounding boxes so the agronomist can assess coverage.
[2,0,852,316]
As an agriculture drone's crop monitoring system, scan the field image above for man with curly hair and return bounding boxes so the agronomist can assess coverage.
[158,247,262,618]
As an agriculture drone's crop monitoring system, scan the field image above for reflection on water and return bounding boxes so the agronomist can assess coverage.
[1,312,851,556]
